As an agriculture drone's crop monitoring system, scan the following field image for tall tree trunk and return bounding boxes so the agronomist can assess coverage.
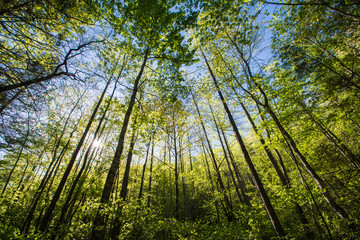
[111,119,138,239]
[57,61,125,228]
[208,101,243,204]
[191,91,233,221]
[201,49,286,237]
[198,132,220,222]
[21,95,85,233]
[298,101,360,169]
[226,31,349,221]
[137,140,151,202]
[173,124,180,220]
[2,122,31,195]
[180,138,189,219]
[218,122,251,206]
[38,74,113,233]
[90,48,149,240]
[232,87,290,186]
[285,142,333,239]
[147,137,154,208]
[168,132,173,218]
[267,106,349,220]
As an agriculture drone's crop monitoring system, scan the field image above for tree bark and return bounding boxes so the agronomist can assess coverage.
[147,137,154,208]
[38,74,113,233]
[208,101,243,204]
[90,48,149,240]
[298,101,360,169]
[2,122,30,195]
[201,49,286,237]
[191,91,233,221]
[173,123,180,220]
[111,119,138,239]
[232,87,290,186]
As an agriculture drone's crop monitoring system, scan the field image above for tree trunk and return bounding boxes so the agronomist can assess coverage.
[38,74,113,233]
[173,124,180,220]
[232,87,290,186]
[208,101,243,204]
[298,101,360,169]
[137,140,151,202]
[90,48,149,240]
[2,124,30,195]
[147,137,154,208]
[267,106,349,220]
[201,50,286,237]
[226,30,349,221]
[111,120,138,239]
[217,121,251,206]
[191,91,233,221]
[199,133,220,222]
[57,62,124,228]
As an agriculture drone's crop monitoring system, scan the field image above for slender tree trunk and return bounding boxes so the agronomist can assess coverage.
[191,91,233,221]
[168,133,173,218]
[147,138,154,208]
[208,101,243,204]
[226,30,349,221]
[90,49,149,240]
[21,99,84,233]
[199,133,220,222]
[298,101,360,169]
[57,62,124,229]
[180,138,189,219]
[201,50,286,237]
[2,125,30,195]
[268,106,349,220]
[274,149,290,184]
[285,143,333,240]
[173,124,180,220]
[232,87,289,186]
[255,103,291,185]
[138,140,151,202]
[38,75,113,233]
[111,120,138,239]
[187,133,198,219]
[15,157,30,191]
[217,122,251,206]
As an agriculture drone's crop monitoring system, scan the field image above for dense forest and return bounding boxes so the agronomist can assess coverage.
[1,0,360,239]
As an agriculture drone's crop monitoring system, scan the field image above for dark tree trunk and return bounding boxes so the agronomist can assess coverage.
[38,74,113,233]
[111,120,138,239]
[191,91,233,222]
[208,101,243,204]
[298,101,360,169]
[173,124,180,220]
[201,50,286,237]
[2,125,30,195]
[90,49,149,240]
[147,138,154,208]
